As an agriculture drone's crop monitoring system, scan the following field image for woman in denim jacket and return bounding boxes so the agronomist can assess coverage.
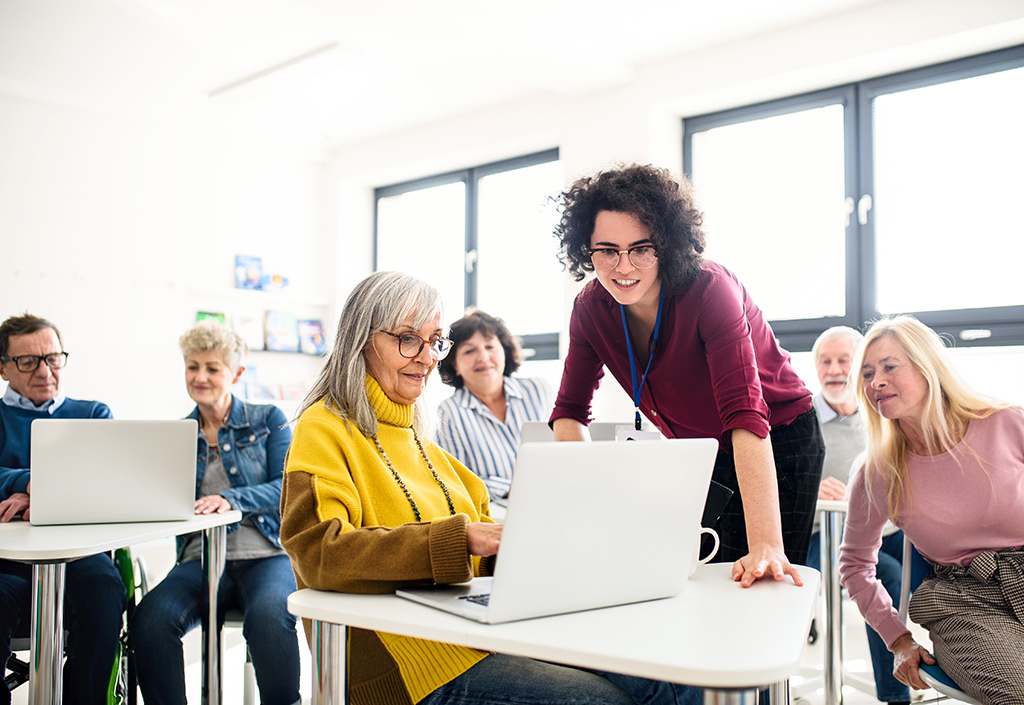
[131,321,300,705]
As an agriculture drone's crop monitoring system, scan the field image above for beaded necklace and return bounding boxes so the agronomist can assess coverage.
[372,431,456,522]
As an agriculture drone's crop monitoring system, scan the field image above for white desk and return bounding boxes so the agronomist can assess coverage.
[816,499,848,705]
[288,563,820,705]
[0,511,241,705]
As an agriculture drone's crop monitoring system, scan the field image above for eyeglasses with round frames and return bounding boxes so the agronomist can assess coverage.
[588,245,658,270]
[380,331,453,361]
[0,352,69,373]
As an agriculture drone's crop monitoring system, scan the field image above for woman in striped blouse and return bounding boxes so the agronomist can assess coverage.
[437,310,554,499]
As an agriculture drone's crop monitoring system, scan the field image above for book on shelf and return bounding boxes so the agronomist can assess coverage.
[233,311,265,351]
[235,254,265,290]
[264,310,300,353]
[297,319,328,355]
[196,310,226,324]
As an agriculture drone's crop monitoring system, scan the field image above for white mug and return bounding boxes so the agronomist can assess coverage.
[690,526,720,576]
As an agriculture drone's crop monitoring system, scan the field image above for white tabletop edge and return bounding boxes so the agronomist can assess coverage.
[815,499,849,513]
[287,563,821,689]
[0,510,242,562]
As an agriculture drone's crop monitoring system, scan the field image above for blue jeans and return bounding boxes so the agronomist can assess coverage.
[419,652,703,705]
[807,530,909,703]
[130,555,300,705]
[1,554,126,705]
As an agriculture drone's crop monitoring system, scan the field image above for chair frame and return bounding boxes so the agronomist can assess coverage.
[898,540,981,704]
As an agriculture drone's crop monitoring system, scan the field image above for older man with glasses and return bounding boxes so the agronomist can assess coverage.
[0,313,126,705]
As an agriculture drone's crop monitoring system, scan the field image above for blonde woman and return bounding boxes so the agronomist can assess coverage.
[838,315,1024,703]
[130,321,300,705]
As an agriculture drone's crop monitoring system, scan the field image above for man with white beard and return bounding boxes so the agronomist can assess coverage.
[807,326,909,705]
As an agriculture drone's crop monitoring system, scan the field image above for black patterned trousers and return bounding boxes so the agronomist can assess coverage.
[708,408,824,566]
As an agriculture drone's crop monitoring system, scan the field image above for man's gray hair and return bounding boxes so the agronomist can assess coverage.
[812,325,864,361]
[298,271,444,437]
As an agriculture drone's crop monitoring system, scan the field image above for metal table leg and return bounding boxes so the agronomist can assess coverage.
[29,562,66,705]
[703,687,760,704]
[202,524,227,705]
[821,508,844,705]
[311,620,347,705]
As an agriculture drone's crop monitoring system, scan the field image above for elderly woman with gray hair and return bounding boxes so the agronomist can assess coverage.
[130,320,300,705]
[280,270,701,705]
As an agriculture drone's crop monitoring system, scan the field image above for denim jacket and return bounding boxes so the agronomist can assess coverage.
[177,396,292,557]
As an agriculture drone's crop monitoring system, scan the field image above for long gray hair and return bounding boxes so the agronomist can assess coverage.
[297,271,444,437]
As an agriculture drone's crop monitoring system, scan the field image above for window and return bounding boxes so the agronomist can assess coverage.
[684,45,1024,351]
[375,150,563,360]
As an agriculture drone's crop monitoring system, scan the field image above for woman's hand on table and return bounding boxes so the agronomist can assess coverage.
[817,476,847,501]
[467,522,502,557]
[731,542,804,588]
[891,634,935,689]
[194,494,232,515]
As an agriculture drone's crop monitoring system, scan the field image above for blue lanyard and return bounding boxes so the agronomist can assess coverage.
[620,285,665,431]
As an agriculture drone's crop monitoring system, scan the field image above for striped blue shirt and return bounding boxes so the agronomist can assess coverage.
[436,376,554,498]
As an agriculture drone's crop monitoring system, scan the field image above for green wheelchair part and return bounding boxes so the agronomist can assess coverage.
[106,547,140,705]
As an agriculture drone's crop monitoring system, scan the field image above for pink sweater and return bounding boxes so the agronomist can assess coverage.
[838,405,1024,648]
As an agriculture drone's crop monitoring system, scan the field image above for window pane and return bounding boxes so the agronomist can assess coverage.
[690,104,847,321]
[376,181,466,317]
[872,67,1024,314]
[475,160,564,336]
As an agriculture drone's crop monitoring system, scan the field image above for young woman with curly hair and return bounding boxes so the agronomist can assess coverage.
[550,163,824,588]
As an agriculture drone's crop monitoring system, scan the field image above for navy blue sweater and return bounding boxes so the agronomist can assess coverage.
[0,398,112,498]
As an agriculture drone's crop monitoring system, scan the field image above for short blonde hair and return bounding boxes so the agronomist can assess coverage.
[179,320,248,372]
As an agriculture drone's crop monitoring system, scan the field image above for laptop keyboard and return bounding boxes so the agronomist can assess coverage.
[459,593,491,606]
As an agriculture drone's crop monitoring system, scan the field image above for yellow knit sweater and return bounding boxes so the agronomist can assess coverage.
[281,376,493,705]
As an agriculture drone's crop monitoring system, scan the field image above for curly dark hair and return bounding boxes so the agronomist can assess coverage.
[554,163,706,290]
[438,310,522,389]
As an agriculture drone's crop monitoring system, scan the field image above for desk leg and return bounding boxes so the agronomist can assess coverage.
[703,688,758,704]
[765,680,789,705]
[821,509,844,705]
[202,524,227,705]
[29,562,66,705]
[310,619,347,705]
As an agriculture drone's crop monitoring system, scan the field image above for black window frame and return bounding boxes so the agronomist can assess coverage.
[683,44,1024,352]
[374,148,561,359]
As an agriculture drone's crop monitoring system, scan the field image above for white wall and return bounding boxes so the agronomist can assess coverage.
[2,0,1022,421]
[0,96,334,418]
[327,0,1024,416]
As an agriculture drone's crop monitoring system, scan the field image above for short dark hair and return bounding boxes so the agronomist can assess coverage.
[438,310,522,388]
[554,163,706,290]
[0,313,63,359]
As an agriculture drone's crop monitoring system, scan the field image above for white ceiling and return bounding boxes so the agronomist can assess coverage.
[0,0,892,147]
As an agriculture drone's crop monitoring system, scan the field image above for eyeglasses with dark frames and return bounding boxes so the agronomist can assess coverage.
[0,352,69,373]
[380,331,453,361]
[588,245,658,270]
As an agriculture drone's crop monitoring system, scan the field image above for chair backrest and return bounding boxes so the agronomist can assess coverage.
[898,539,982,704]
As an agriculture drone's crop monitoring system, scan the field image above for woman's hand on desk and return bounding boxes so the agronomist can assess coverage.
[891,633,936,689]
[467,522,502,557]
[730,543,804,588]
[817,476,847,501]
[194,494,232,515]
[0,493,29,523]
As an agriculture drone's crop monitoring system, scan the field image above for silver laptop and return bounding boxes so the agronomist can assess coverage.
[30,419,198,525]
[397,437,718,623]
[518,420,639,443]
